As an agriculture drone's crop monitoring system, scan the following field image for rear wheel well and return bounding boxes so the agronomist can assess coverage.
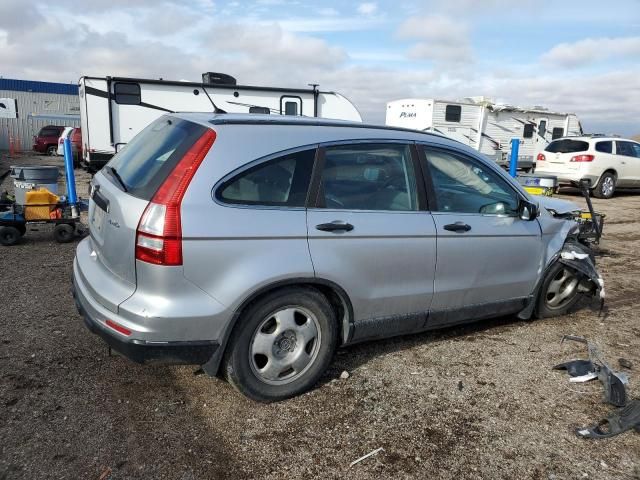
[234,282,350,344]
[599,169,617,182]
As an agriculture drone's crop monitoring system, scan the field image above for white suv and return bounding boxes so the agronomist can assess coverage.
[536,136,640,198]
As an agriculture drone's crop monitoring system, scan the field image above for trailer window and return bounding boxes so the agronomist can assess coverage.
[445,105,461,122]
[249,106,270,114]
[523,124,534,138]
[545,139,589,153]
[538,120,546,138]
[552,127,564,139]
[114,82,141,105]
[284,101,298,116]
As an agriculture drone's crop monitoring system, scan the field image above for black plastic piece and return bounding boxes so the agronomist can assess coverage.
[576,399,640,439]
[553,359,595,377]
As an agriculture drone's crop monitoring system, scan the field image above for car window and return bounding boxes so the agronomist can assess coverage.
[424,148,519,216]
[39,128,60,137]
[545,139,589,153]
[319,144,418,211]
[217,149,315,207]
[617,141,637,158]
[595,141,612,154]
[630,143,640,158]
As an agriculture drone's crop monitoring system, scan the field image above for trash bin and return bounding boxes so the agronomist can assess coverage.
[10,165,59,205]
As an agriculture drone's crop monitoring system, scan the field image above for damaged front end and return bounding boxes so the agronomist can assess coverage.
[518,195,605,319]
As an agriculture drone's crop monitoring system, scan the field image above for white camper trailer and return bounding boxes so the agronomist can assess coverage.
[78,73,362,170]
[385,97,582,170]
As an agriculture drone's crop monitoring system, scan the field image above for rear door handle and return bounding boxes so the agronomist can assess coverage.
[316,221,354,232]
[444,222,471,233]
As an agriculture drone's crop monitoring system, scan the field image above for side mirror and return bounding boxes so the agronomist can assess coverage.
[519,199,539,221]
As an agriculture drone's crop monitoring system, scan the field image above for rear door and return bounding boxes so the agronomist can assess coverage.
[543,138,590,172]
[306,142,437,338]
[89,116,208,290]
[615,141,640,185]
[420,146,541,327]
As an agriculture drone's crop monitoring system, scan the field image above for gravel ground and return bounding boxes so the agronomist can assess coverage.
[1,153,639,480]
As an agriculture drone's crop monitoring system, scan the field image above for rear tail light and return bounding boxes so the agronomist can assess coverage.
[135,129,216,266]
[570,154,594,162]
[537,153,545,161]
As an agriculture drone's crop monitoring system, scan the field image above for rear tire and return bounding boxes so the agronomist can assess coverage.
[53,223,75,243]
[592,172,616,199]
[223,287,338,402]
[0,226,21,246]
[46,145,56,156]
[536,262,582,318]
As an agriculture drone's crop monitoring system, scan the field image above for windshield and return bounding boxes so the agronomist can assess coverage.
[106,116,207,200]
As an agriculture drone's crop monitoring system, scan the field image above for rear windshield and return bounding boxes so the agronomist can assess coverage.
[105,116,207,199]
[545,139,589,153]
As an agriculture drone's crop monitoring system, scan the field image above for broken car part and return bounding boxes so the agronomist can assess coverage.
[560,335,628,407]
[576,399,640,439]
[553,359,595,377]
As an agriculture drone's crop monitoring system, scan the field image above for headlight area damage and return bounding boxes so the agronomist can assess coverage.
[518,196,605,320]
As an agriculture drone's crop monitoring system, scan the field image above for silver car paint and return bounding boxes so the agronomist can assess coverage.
[74,113,582,351]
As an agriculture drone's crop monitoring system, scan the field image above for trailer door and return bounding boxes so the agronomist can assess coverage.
[280,96,303,116]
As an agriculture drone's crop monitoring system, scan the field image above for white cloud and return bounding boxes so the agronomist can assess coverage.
[357,2,378,15]
[541,36,640,68]
[397,15,472,63]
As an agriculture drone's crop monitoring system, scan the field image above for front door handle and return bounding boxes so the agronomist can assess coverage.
[316,221,354,232]
[444,222,471,233]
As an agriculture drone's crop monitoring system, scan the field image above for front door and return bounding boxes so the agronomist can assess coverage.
[306,142,437,340]
[420,146,542,327]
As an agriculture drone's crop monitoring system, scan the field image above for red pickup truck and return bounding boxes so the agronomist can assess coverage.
[33,125,66,155]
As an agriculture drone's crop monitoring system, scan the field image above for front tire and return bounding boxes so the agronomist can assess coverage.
[592,172,616,199]
[53,223,75,243]
[223,287,338,402]
[536,262,582,318]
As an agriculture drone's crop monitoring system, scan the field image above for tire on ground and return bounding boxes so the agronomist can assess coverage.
[223,287,338,402]
[592,172,616,199]
[53,223,75,243]
[535,261,583,319]
[0,226,21,246]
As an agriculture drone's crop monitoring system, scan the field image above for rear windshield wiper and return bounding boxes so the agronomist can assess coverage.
[107,166,127,192]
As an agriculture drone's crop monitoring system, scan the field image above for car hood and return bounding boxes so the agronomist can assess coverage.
[535,196,581,215]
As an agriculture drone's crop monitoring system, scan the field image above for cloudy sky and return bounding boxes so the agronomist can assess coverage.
[1,0,639,135]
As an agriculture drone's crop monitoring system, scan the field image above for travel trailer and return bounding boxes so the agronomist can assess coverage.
[385,97,582,171]
[78,73,362,170]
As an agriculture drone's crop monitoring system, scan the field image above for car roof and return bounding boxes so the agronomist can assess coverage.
[554,136,636,143]
[172,112,446,138]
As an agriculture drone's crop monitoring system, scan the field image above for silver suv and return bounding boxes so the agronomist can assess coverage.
[72,114,601,401]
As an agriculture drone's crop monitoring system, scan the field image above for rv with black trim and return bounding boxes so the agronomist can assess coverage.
[386,97,582,171]
[78,73,362,170]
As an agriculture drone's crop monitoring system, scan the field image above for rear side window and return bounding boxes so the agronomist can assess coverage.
[523,124,534,138]
[445,105,461,122]
[318,144,418,211]
[114,82,141,105]
[545,139,589,153]
[595,141,612,153]
[106,117,207,199]
[552,127,564,139]
[217,149,315,207]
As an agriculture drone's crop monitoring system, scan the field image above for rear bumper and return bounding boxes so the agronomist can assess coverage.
[72,261,219,366]
[534,169,600,186]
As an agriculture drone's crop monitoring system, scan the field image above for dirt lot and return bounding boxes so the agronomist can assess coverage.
[1,153,639,480]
